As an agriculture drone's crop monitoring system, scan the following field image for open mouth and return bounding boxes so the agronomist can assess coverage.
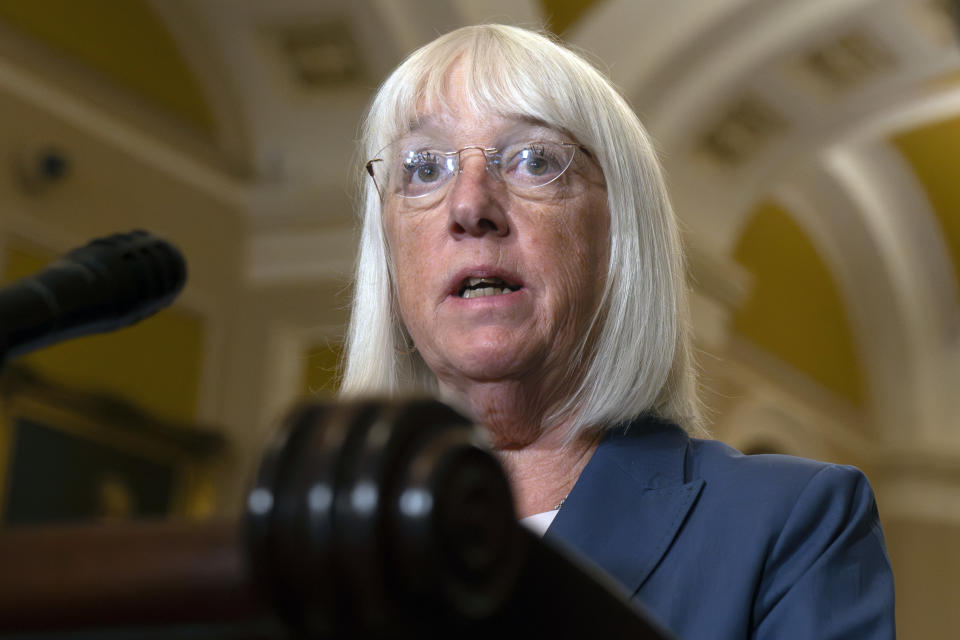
[457,276,522,299]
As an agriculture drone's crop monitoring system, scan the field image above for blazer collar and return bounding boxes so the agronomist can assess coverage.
[544,416,704,595]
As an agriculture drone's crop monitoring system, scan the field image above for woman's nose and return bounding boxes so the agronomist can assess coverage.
[446,153,510,238]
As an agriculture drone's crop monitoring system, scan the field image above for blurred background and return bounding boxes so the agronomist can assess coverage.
[0,0,956,636]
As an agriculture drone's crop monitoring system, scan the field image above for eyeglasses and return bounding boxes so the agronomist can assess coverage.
[365,138,586,201]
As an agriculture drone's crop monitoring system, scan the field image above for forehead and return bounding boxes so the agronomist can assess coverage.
[395,111,568,147]
[377,57,582,153]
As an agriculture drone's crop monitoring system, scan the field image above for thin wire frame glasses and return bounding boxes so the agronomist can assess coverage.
[365,140,585,202]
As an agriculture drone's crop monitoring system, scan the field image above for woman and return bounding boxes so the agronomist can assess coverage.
[341,24,894,639]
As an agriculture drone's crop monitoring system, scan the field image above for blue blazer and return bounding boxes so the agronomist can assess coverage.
[544,417,895,639]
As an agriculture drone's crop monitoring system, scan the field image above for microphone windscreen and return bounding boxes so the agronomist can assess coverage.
[0,230,187,363]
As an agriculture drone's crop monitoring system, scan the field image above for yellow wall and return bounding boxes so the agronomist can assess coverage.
[885,518,960,638]
[541,0,606,34]
[0,0,213,133]
[301,340,342,398]
[2,240,205,424]
[733,201,866,406]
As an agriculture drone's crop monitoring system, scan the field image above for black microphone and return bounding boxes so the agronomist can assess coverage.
[0,230,187,366]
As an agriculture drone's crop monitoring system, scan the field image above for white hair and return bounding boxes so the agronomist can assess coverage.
[341,24,704,438]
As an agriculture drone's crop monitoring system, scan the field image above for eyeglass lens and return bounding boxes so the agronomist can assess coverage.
[379,139,577,199]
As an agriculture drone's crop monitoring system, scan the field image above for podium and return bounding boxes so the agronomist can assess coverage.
[0,399,675,639]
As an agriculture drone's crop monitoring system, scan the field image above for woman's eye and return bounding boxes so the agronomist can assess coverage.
[506,144,559,181]
[523,153,549,176]
[414,163,440,182]
[403,153,444,184]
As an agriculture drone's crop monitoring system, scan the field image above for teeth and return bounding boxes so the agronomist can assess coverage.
[462,286,510,299]
[458,275,520,298]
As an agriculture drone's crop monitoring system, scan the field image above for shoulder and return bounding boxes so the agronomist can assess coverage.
[684,437,886,558]
[686,437,893,635]
[594,421,895,638]
[599,420,882,548]
[600,418,873,510]
[686,436,873,511]
[674,435,893,637]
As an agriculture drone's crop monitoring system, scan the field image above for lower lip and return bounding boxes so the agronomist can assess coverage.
[446,287,526,308]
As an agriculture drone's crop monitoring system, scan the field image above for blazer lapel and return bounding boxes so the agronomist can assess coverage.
[545,418,704,595]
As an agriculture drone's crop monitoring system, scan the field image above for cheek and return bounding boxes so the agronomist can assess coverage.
[386,211,418,279]
[385,213,436,326]
[545,201,610,299]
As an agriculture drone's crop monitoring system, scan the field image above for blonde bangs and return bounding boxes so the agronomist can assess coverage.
[365,26,595,161]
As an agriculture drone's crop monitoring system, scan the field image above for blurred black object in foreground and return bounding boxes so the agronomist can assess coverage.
[0,398,674,638]
[0,230,186,368]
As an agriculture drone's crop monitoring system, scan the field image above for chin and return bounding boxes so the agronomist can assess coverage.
[481,420,542,451]
[452,354,528,381]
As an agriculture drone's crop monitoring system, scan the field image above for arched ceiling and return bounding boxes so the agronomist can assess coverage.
[0,0,214,133]
[1,0,958,441]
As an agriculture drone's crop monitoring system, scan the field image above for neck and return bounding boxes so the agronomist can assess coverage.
[440,379,601,518]
[496,426,601,518]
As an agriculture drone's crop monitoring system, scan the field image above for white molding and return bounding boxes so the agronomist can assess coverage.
[838,85,960,143]
[879,477,960,525]
[146,0,254,174]
[718,399,854,463]
[0,53,248,209]
[689,290,734,353]
[722,336,870,441]
[572,0,756,98]
[639,0,881,144]
[245,225,356,285]
[823,141,957,441]
[771,159,928,442]
[259,320,345,440]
